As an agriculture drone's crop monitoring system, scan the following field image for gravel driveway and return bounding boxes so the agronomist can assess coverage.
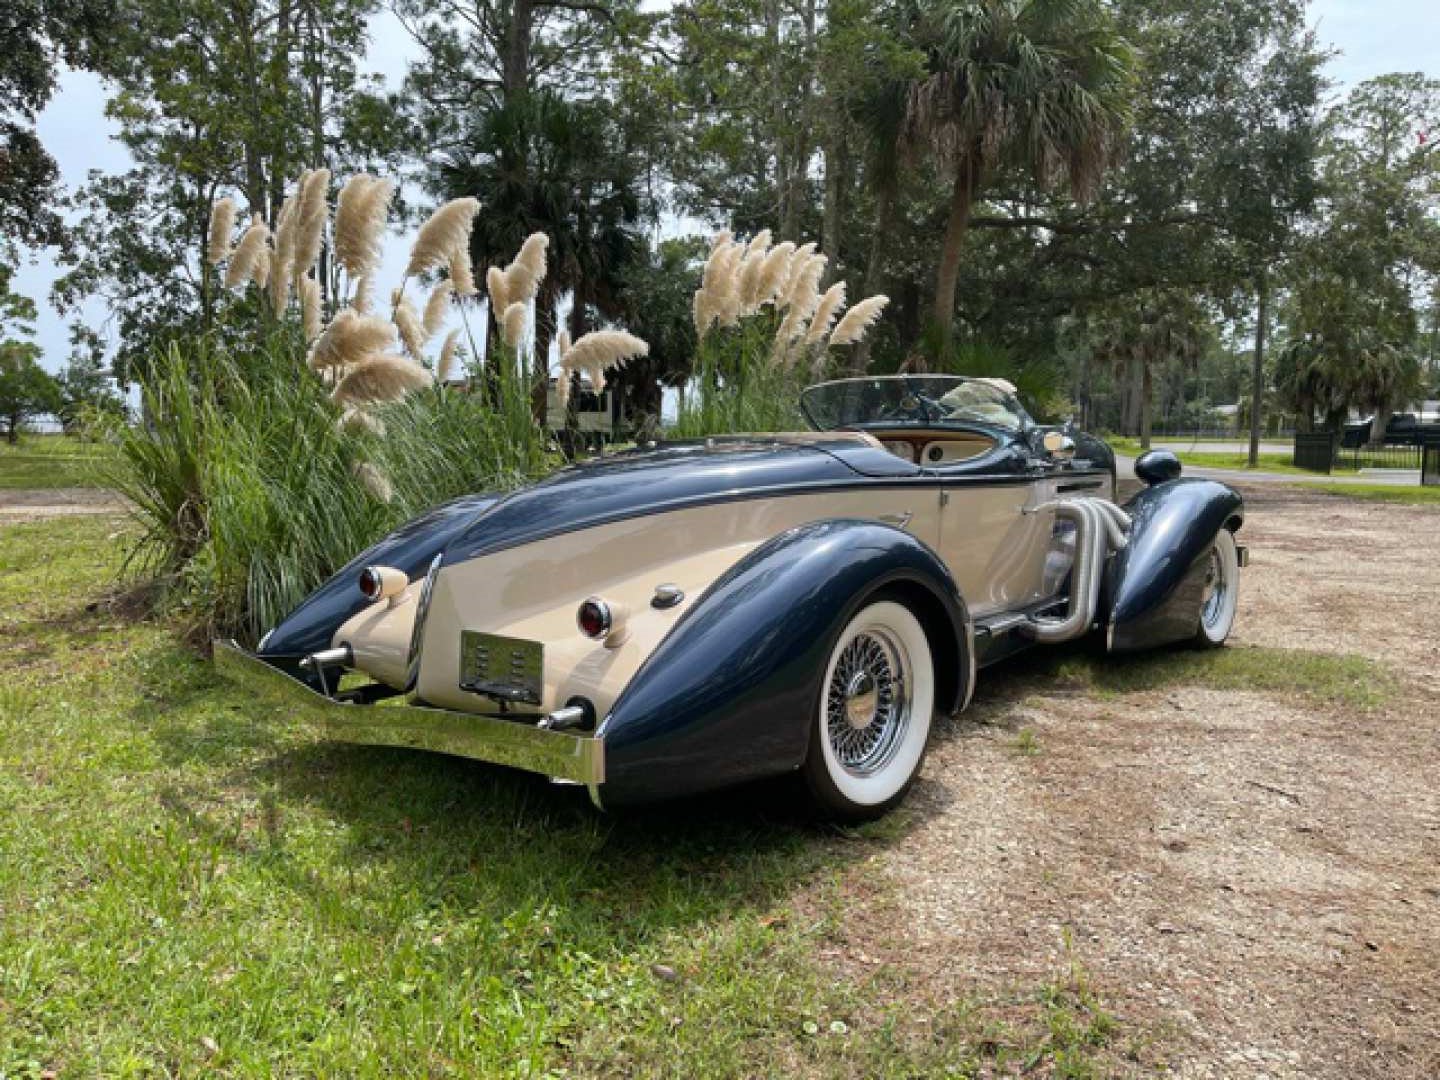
[849,483,1440,1076]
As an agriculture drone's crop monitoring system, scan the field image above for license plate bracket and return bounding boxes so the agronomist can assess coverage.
[458,631,544,706]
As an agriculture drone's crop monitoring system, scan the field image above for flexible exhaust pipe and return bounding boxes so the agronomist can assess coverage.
[1024,498,1128,644]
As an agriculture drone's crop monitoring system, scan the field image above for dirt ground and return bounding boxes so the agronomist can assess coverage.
[867,484,1440,1077]
[0,487,128,522]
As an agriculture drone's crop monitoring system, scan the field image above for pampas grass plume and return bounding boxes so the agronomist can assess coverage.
[207,197,237,266]
[332,354,432,406]
[300,275,322,342]
[829,294,889,346]
[561,330,649,392]
[293,168,331,282]
[354,461,394,503]
[486,266,510,313]
[501,301,527,348]
[334,174,392,279]
[307,308,398,371]
[806,283,846,344]
[745,229,772,256]
[423,281,453,335]
[515,233,548,288]
[406,197,480,278]
[753,242,795,306]
[394,296,428,359]
[338,406,384,437]
[351,273,373,313]
[224,217,271,288]
[784,253,826,321]
[437,329,462,383]
[450,246,477,297]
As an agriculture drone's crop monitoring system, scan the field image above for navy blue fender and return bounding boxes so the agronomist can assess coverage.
[1105,479,1243,652]
[598,519,972,806]
[258,492,501,667]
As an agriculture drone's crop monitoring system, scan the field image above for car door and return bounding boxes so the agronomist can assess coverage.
[927,431,1054,619]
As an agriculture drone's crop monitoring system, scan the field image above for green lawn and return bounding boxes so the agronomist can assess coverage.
[1105,437,1356,477]
[1294,481,1440,506]
[1,515,1135,1078]
[0,434,119,489]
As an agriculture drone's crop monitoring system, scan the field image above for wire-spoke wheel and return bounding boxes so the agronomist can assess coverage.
[1193,529,1239,648]
[803,599,934,820]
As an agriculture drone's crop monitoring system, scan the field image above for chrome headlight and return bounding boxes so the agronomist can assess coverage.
[404,553,444,691]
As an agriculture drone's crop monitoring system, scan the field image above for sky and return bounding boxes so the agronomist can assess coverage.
[10,0,1440,375]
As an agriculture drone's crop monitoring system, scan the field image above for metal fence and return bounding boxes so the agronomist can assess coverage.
[1424,438,1440,487]
[1296,434,1430,476]
[1334,444,1423,471]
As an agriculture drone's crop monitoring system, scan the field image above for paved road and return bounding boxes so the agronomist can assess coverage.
[1145,439,1293,456]
[1113,454,1421,486]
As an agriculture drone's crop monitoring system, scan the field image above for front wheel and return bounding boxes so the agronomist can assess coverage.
[1193,529,1240,647]
[802,599,934,821]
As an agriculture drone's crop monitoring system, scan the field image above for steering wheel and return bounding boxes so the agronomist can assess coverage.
[879,393,942,423]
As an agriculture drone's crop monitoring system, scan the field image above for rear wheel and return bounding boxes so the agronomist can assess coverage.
[802,599,934,821]
[1193,529,1239,647]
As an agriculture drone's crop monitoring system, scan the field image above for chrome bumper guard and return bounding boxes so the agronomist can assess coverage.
[213,641,605,786]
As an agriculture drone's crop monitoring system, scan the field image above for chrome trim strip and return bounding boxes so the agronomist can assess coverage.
[215,641,605,786]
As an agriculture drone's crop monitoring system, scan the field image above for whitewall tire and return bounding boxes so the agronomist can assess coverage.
[1194,529,1239,648]
[802,598,934,820]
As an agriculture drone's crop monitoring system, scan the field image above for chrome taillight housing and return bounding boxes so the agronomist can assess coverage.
[577,597,612,640]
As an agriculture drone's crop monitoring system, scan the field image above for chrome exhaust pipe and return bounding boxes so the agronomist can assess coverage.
[1024,498,1128,644]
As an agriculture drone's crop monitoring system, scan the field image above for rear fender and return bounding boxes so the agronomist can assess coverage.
[1105,479,1243,652]
[258,492,500,670]
[599,519,971,806]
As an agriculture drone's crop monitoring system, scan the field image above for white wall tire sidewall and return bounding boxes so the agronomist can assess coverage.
[1198,530,1240,645]
[817,601,934,808]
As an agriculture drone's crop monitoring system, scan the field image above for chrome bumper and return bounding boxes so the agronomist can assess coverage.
[213,641,605,786]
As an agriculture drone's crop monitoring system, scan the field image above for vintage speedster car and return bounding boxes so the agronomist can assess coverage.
[216,375,1246,820]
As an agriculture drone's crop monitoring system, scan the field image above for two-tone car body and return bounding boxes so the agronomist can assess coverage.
[217,375,1246,819]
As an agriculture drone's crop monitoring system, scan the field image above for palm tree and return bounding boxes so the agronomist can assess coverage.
[438,92,646,378]
[1090,290,1210,449]
[904,0,1135,353]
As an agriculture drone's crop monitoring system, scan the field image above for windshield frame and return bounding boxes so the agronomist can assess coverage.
[799,375,1035,435]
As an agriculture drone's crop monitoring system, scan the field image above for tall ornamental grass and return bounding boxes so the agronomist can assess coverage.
[672,232,887,437]
[114,167,646,644]
[111,337,547,644]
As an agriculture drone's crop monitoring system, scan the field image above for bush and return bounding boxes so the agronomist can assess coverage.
[109,335,549,644]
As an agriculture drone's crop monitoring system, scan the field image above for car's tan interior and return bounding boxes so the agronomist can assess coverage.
[850,428,998,467]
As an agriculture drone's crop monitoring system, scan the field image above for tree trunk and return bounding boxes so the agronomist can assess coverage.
[849,176,895,375]
[821,130,846,282]
[502,0,534,104]
[1368,403,1388,448]
[1140,362,1154,450]
[1248,275,1267,467]
[929,159,979,357]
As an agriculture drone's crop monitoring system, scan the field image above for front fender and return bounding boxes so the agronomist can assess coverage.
[1105,479,1243,652]
[599,519,971,806]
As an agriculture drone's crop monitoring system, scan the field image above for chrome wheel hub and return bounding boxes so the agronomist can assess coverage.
[826,629,910,776]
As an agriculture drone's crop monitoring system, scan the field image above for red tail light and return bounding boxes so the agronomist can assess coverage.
[577,598,612,639]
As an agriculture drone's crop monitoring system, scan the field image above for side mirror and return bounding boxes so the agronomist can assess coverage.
[1043,431,1076,461]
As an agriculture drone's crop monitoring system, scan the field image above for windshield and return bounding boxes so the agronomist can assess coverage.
[800,376,1033,433]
